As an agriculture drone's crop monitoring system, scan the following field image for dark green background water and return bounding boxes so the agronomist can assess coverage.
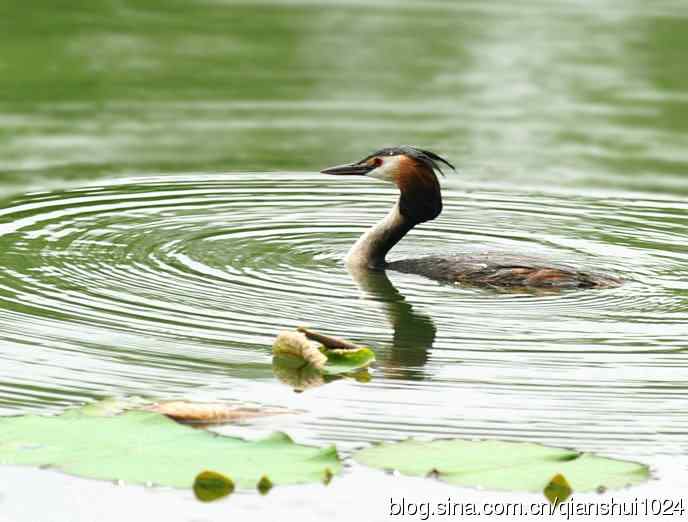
[2,0,687,192]
[1,1,688,520]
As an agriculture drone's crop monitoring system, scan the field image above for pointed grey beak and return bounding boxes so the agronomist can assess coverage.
[320,162,373,176]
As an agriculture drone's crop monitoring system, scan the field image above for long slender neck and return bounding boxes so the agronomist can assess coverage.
[345,201,415,269]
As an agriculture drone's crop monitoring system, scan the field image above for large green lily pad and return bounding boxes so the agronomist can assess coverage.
[0,408,340,488]
[353,439,649,492]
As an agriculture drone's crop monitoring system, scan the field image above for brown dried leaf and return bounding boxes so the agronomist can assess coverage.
[273,330,327,369]
[145,401,290,425]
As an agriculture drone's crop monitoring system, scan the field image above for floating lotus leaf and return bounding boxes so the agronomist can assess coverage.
[353,439,649,492]
[321,347,376,374]
[273,330,375,375]
[0,408,340,489]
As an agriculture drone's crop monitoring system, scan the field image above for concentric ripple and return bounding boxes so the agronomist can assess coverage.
[1,173,688,474]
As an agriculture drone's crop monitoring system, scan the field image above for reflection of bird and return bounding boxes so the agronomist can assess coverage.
[322,146,621,289]
[348,266,434,379]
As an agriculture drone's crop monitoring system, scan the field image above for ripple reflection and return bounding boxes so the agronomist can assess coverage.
[0,173,687,471]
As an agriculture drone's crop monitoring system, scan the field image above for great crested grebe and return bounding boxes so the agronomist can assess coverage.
[321,146,621,289]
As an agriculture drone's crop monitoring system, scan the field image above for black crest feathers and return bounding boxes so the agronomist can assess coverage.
[362,145,455,176]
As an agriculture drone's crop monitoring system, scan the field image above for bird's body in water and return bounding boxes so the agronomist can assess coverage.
[321,146,621,289]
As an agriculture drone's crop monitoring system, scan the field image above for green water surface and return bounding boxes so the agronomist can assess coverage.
[1,1,688,520]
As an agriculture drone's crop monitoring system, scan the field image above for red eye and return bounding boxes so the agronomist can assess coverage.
[373,157,383,166]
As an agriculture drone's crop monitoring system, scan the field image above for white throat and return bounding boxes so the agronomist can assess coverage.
[345,201,410,269]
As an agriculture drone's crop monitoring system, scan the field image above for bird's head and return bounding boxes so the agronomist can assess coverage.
[321,145,455,223]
